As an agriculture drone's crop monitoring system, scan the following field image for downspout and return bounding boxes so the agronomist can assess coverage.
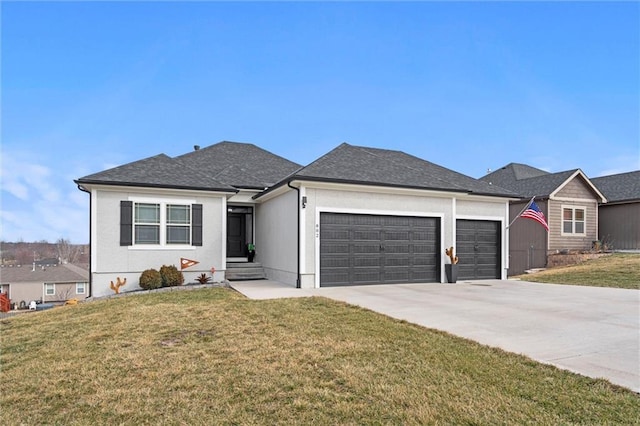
[77,184,92,298]
[287,181,301,288]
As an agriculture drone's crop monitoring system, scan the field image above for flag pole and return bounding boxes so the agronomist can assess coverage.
[507,196,535,229]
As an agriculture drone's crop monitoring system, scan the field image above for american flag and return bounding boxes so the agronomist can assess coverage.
[521,200,549,231]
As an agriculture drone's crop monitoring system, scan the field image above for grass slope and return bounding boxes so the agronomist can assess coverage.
[518,253,640,289]
[1,288,639,424]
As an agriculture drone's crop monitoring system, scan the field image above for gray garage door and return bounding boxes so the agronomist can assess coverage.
[456,220,501,280]
[320,213,440,287]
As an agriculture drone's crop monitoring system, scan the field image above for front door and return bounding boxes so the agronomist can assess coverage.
[227,213,246,257]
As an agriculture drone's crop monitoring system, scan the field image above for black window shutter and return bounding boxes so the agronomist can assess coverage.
[192,204,203,246]
[120,201,133,246]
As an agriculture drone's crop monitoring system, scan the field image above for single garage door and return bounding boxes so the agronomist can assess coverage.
[456,220,501,280]
[320,213,440,287]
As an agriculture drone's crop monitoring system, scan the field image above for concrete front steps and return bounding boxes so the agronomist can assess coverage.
[225,262,266,281]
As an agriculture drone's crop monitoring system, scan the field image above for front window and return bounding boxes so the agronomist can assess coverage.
[167,204,191,245]
[76,283,86,295]
[135,203,160,244]
[562,206,586,235]
[45,283,55,296]
[133,202,191,246]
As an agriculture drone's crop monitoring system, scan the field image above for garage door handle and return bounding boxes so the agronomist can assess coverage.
[380,244,385,252]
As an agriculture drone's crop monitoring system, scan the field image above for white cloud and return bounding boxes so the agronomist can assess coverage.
[1,148,89,243]
[1,151,61,202]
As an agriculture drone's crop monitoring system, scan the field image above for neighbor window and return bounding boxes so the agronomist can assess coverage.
[562,206,586,235]
[45,283,55,296]
[76,282,86,295]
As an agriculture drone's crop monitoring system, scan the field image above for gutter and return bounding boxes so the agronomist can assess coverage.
[76,184,92,298]
[287,181,301,288]
[255,175,516,200]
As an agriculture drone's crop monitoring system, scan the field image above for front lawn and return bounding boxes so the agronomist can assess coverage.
[517,253,640,289]
[1,288,638,424]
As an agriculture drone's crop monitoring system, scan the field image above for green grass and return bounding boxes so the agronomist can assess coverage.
[517,253,640,289]
[1,288,638,425]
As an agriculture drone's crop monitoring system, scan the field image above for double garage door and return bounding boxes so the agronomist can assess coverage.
[320,214,501,286]
[320,213,440,287]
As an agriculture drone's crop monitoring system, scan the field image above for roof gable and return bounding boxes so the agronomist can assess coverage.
[592,170,640,203]
[291,143,515,196]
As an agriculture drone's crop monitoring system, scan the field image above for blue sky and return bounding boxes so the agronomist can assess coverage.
[2,1,638,244]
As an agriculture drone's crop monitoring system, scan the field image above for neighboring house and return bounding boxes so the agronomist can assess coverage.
[0,263,89,305]
[592,170,640,250]
[481,163,607,275]
[75,141,516,296]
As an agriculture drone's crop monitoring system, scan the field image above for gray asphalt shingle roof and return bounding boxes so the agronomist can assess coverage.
[76,154,235,192]
[175,141,302,189]
[481,163,581,198]
[0,263,88,284]
[76,142,302,191]
[288,143,515,197]
[77,141,516,197]
[592,171,640,203]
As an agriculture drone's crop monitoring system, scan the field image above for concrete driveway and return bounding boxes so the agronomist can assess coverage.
[231,279,640,393]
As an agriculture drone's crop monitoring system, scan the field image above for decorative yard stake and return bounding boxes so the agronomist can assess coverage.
[180,258,199,270]
[110,277,126,294]
[445,247,459,264]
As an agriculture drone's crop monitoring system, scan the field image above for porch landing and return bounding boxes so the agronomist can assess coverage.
[225,262,267,281]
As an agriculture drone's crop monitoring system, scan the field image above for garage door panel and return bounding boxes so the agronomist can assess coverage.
[321,256,349,268]
[385,256,410,267]
[320,213,440,287]
[353,270,382,283]
[323,229,350,240]
[384,244,410,254]
[322,272,350,286]
[322,242,350,254]
[354,244,380,254]
[385,231,411,240]
[354,257,382,267]
[354,230,382,240]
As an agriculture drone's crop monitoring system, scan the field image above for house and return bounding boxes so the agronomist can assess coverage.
[0,262,89,306]
[592,170,640,250]
[75,141,516,296]
[481,163,607,275]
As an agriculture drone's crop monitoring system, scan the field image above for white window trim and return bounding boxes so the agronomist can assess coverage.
[128,197,196,248]
[76,282,86,295]
[561,204,587,237]
[44,283,55,296]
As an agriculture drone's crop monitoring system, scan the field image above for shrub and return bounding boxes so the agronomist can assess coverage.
[160,264,184,287]
[139,269,162,290]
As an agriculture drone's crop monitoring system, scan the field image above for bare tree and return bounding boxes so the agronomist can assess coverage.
[56,238,80,264]
[56,286,73,302]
